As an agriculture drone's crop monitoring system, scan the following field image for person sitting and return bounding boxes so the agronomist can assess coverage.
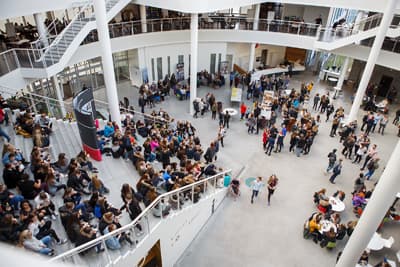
[17,174,41,200]
[36,113,52,135]
[3,163,23,189]
[320,227,337,249]
[308,212,323,243]
[75,223,104,254]
[97,121,115,138]
[88,174,109,195]
[52,153,69,174]
[230,178,240,200]
[333,190,345,201]
[18,229,55,256]
[352,192,367,217]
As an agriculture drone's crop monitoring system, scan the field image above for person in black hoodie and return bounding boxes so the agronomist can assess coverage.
[3,163,22,189]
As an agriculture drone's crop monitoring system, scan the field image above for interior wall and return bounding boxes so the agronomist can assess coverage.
[282,4,329,25]
[141,42,227,82]
[227,43,287,70]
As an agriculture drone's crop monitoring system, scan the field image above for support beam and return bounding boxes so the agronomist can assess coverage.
[52,76,67,118]
[140,5,147,33]
[33,13,49,47]
[347,0,397,123]
[248,4,260,72]
[336,57,349,89]
[336,141,400,267]
[93,0,121,127]
[189,13,198,115]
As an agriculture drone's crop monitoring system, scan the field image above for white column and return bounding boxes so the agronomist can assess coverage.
[326,7,334,27]
[34,13,49,47]
[93,0,121,127]
[189,13,198,115]
[347,0,397,123]
[336,141,400,267]
[336,57,349,89]
[248,4,260,72]
[140,5,147,33]
[52,76,67,118]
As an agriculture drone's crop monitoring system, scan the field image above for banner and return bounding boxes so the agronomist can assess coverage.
[73,88,102,161]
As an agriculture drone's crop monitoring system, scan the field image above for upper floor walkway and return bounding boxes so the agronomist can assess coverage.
[1,11,400,90]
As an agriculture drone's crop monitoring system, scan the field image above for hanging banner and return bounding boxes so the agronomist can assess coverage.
[73,88,102,161]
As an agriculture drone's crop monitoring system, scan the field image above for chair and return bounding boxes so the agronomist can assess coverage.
[384,236,394,248]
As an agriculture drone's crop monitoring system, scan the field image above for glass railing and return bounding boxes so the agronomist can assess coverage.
[317,13,383,42]
[49,169,232,266]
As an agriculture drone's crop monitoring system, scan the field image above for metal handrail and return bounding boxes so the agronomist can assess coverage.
[50,169,232,263]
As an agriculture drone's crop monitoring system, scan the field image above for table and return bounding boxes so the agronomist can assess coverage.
[223,108,238,117]
[328,77,338,86]
[329,197,345,212]
[319,220,337,234]
[367,232,385,251]
[251,65,306,82]
[333,86,342,99]
[230,87,242,103]
[322,69,340,80]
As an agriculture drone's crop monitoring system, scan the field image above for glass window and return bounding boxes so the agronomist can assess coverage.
[157,57,163,81]
[178,55,184,64]
[151,58,155,81]
[167,56,171,76]
[210,53,216,74]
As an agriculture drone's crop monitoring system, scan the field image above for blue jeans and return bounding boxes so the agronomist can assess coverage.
[0,126,10,142]
[365,170,375,180]
[9,194,24,210]
[38,235,52,255]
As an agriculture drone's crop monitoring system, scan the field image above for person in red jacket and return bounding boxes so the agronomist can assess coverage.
[240,102,247,120]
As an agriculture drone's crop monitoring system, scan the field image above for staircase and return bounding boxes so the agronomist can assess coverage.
[26,0,130,76]
[314,14,383,51]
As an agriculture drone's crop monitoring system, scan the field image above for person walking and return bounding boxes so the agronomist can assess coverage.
[361,144,377,170]
[193,100,200,118]
[364,158,379,180]
[218,125,226,148]
[267,175,278,206]
[240,102,247,120]
[251,176,264,204]
[326,149,337,173]
[265,134,276,156]
[329,159,343,184]
[330,117,340,137]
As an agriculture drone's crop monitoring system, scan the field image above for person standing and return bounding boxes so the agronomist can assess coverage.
[326,104,335,122]
[240,102,247,120]
[330,117,340,137]
[364,158,379,180]
[393,109,400,125]
[313,94,320,111]
[274,131,284,153]
[251,176,264,204]
[377,115,388,135]
[211,102,217,120]
[326,149,337,173]
[295,135,306,157]
[223,111,231,129]
[267,175,278,206]
[265,134,276,156]
[329,158,343,184]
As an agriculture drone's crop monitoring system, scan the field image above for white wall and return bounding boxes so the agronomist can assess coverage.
[282,4,329,25]
[227,43,286,70]
[141,42,227,82]
[117,188,228,267]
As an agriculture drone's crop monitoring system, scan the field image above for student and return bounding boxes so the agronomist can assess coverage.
[251,177,264,204]
[267,175,278,206]
[329,159,343,184]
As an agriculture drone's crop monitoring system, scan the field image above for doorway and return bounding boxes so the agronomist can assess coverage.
[261,49,268,66]
[137,240,162,267]
[377,75,393,97]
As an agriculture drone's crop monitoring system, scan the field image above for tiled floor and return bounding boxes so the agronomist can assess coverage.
[3,71,399,266]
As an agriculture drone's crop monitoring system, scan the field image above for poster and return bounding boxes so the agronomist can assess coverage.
[73,88,102,161]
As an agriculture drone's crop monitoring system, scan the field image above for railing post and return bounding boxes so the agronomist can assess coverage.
[4,53,10,72]
[191,184,195,203]
[177,192,181,210]
[27,50,33,68]
[297,23,301,35]
[13,50,20,68]
[101,239,113,265]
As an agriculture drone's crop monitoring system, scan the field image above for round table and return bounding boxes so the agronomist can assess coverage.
[329,197,345,212]
[367,232,385,251]
[319,220,337,234]
[223,108,238,116]
[328,77,338,86]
